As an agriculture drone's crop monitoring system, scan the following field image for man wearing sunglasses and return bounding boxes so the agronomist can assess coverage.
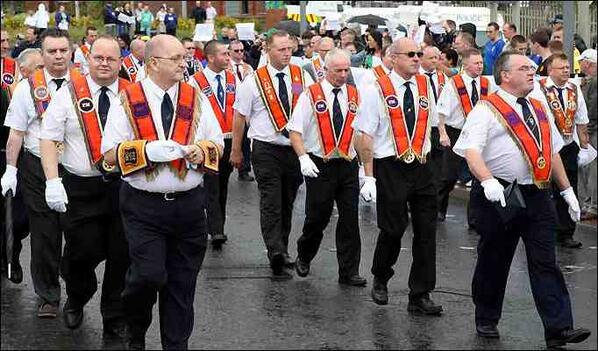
[453,51,590,348]
[354,38,442,314]
[436,48,497,224]
[39,35,130,337]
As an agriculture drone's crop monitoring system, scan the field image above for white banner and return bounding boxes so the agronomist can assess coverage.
[236,23,255,41]
[193,23,214,42]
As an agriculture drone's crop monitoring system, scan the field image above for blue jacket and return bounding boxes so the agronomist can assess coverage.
[104,6,117,24]
[483,39,506,75]
[54,11,70,28]
[164,13,177,30]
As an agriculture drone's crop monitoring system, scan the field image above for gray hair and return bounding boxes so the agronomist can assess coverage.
[16,48,42,66]
[324,48,351,68]
[493,51,517,85]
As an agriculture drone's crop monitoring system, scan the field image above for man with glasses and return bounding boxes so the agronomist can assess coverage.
[2,29,72,319]
[453,51,590,348]
[231,30,313,280]
[101,34,223,349]
[39,35,131,337]
[530,53,590,249]
[354,38,442,314]
[181,37,201,82]
[437,48,497,223]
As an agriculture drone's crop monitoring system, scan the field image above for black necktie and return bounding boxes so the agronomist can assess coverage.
[276,72,290,137]
[161,93,174,137]
[471,80,479,106]
[425,72,438,102]
[216,74,225,107]
[98,87,110,128]
[517,98,540,142]
[236,64,243,81]
[53,78,65,90]
[403,82,415,136]
[556,87,565,110]
[332,88,343,140]
[138,59,143,67]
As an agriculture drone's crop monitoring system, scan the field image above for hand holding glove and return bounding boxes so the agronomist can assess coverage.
[481,178,506,207]
[299,154,320,178]
[560,187,581,222]
[45,178,68,213]
[145,140,186,162]
[360,176,377,202]
[1,165,18,196]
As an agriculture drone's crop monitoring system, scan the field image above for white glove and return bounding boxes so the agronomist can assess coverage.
[45,178,68,213]
[360,176,377,202]
[481,178,506,207]
[560,187,581,222]
[145,140,186,162]
[1,165,18,196]
[577,145,597,167]
[299,154,319,178]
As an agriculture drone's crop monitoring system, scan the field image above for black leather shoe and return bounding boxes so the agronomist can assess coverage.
[476,323,499,338]
[560,238,582,249]
[437,213,446,222]
[295,259,310,277]
[8,261,23,284]
[211,234,228,249]
[407,296,443,315]
[371,278,388,305]
[339,275,367,287]
[546,328,591,348]
[127,337,145,350]
[238,173,255,182]
[63,300,84,329]
[283,253,295,268]
[271,254,293,281]
[104,321,129,339]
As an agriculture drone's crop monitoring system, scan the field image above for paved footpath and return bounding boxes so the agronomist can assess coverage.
[2,179,596,349]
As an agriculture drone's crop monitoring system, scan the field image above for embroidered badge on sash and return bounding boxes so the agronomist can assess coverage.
[2,73,14,85]
[34,86,48,100]
[315,100,327,113]
[386,95,399,109]
[419,96,429,110]
[78,97,94,113]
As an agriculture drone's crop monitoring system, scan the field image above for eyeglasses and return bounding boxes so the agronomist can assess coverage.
[91,55,119,64]
[396,51,423,58]
[231,49,244,53]
[152,55,185,64]
[505,65,536,73]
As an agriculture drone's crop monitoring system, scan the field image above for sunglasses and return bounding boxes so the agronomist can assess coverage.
[232,49,244,53]
[396,51,423,58]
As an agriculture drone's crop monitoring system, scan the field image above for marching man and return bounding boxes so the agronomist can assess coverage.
[120,38,146,83]
[73,26,97,74]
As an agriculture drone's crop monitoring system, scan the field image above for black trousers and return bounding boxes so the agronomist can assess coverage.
[297,156,361,277]
[552,142,580,240]
[19,151,62,305]
[251,140,303,262]
[1,151,29,270]
[429,127,443,192]
[61,172,129,325]
[205,139,233,235]
[372,157,437,299]
[120,183,207,350]
[471,180,573,340]
[239,124,252,175]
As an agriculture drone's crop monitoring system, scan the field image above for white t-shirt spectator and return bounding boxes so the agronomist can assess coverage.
[206,6,217,21]
[24,14,37,27]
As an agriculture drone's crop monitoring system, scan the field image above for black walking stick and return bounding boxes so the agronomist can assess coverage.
[5,189,14,280]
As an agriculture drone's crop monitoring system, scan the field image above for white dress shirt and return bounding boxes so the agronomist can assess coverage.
[100,78,224,193]
[230,60,253,82]
[453,88,564,185]
[529,77,589,146]
[40,76,120,177]
[73,43,91,75]
[4,69,70,157]
[125,54,146,82]
[419,67,442,104]
[437,72,497,129]
[233,63,314,146]
[351,67,377,88]
[352,71,438,159]
[287,79,356,159]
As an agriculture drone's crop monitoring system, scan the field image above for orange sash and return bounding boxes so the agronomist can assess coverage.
[437,71,446,96]
[122,55,139,82]
[312,56,325,81]
[539,78,576,136]
[122,82,199,178]
[29,69,53,118]
[485,94,552,188]
[255,64,304,132]
[308,83,359,160]
[1,57,18,99]
[377,74,431,163]
[452,75,489,117]
[69,70,131,168]
[73,45,90,69]
[193,70,235,134]
[372,65,388,79]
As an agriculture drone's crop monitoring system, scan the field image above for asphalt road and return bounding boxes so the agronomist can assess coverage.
[1,178,596,349]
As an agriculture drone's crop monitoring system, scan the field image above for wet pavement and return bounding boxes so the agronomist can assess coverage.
[1,177,597,349]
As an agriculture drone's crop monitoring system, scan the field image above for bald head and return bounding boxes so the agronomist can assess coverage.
[130,39,146,60]
[145,35,186,87]
[389,38,420,78]
[145,34,183,63]
[421,46,440,72]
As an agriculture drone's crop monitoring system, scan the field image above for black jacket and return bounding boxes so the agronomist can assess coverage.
[191,7,206,24]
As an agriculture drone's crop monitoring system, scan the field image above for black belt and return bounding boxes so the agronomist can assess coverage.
[128,183,199,201]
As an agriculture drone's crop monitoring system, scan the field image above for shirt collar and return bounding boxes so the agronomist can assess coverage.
[390,70,416,87]
[545,76,568,89]
[87,76,119,96]
[497,87,524,107]
[267,63,290,78]
[44,68,69,82]
[462,72,479,84]
[145,77,178,102]
[419,67,436,75]
[321,78,346,97]
[203,66,225,81]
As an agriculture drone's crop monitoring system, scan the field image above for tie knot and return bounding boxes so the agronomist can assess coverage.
[404,81,411,88]
[215,74,222,81]
[332,88,341,96]
[425,72,434,77]
[516,97,528,107]
[53,78,65,89]
[472,80,477,86]
[276,72,285,79]
[100,86,109,93]
[163,93,172,102]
